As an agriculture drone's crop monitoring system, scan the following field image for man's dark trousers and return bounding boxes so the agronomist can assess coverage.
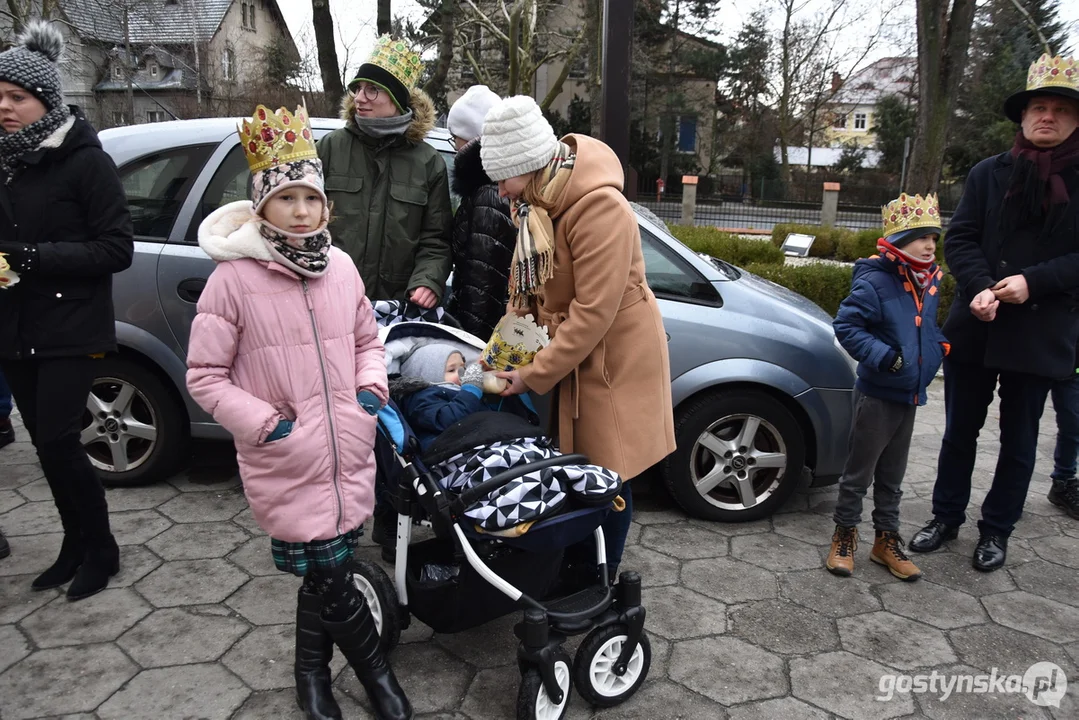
[932,357,1053,537]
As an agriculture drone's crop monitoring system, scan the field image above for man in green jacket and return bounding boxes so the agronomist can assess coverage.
[317,35,452,307]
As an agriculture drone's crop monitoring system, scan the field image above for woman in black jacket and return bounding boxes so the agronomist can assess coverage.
[446,86,517,340]
[0,22,134,600]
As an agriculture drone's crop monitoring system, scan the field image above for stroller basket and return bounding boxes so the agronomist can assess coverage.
[405,537,565,634]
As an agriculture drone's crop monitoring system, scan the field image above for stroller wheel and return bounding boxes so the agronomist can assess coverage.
[516,649,572,720]
[351,558,401,654]
[572,624,651,707]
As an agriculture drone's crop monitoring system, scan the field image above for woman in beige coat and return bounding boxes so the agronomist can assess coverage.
[480,95,676,576]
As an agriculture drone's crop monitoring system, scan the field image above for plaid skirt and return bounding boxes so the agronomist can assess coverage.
[270,528,362,577]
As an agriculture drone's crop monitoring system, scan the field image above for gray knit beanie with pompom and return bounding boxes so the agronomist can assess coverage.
[0,20,65,111]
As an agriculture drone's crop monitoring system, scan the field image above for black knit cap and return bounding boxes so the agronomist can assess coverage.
[350,63,410,113]
[0,20,65,111]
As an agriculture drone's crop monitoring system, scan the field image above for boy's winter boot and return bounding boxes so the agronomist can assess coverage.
[295,590,342,720]
[826,525,858,576]
[323,599,413,720]
[870,530,922,581]
[1048,477,1079,520]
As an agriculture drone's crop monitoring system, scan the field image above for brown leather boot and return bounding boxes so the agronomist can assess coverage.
[871,530,922,581]
[826,525,857,576]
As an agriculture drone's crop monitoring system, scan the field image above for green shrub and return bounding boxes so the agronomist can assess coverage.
[836,228,883,262]
[769,223,854,259]
[743,262,854,316]
[668,225,785,267]
[938,270,955,328]
[742,259,957,325]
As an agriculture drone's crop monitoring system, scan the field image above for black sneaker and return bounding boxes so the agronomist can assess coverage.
[1048,478,1079,520]
[0,417,14,450]
[0,529,9,560]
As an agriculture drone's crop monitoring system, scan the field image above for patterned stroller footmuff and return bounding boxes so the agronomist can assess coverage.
[426,414,622,532]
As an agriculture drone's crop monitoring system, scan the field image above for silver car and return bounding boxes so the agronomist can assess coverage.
[91,118,855,522]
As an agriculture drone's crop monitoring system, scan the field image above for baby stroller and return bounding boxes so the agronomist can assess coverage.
[349,309,651,720]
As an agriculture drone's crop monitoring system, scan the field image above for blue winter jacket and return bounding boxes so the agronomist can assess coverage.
[833,252,949,406]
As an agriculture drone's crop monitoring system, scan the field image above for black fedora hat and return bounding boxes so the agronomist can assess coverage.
[1003,53,1079,123]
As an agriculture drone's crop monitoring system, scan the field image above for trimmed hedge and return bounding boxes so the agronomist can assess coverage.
[743,262,854,317]
[663,222,956,325]
[668,225,786,267]
[836,229,883,262]
[770,223,854,259]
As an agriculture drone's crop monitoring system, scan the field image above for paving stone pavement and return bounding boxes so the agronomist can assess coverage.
[1,379,1077,719]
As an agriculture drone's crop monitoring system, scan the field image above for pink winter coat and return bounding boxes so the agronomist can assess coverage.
[186,201,388,542]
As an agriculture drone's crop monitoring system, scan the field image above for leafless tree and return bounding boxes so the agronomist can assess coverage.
[311,0,344,105]
[770,0,898,188]
[906,0,976,193]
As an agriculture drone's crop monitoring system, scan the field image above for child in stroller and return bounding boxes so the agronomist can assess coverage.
[350,318,653,720]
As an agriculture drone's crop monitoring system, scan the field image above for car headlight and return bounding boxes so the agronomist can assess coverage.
[834,336,858,376]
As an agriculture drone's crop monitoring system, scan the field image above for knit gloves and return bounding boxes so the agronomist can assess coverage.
[0,243,37,274]
[459,362,485,388]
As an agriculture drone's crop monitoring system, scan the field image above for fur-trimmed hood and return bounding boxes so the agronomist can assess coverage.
[452,138,495,197]
[388,374,435,400]
[197,200,272,263]
[340,86,436,144]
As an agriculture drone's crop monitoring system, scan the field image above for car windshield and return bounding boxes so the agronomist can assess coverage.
[697,253,741,280]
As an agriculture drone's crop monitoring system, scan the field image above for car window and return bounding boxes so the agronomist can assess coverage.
[436,148,461,212]
[639,225,722,305]
[185,144,250,244]
[118,144,215,241]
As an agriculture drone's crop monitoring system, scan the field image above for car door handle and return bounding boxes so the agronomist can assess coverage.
[177,278,206,303]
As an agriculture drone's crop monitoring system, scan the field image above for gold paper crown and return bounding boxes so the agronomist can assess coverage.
[363,35,424,91]
[239,104,317,174]
[882,193,941,239]
[1026,53,1079,93]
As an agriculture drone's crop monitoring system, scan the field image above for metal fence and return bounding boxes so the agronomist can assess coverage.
[639,176,958,233]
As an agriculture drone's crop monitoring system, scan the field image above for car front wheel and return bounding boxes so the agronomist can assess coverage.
[82,357,187,487]
[662,389,806,522]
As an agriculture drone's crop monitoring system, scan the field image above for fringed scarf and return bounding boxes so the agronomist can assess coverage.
[877,238,936,290]
[509,141,575,308]
[1005,128,1079,228]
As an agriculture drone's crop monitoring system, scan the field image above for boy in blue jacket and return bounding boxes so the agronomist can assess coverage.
[827,193,948,581]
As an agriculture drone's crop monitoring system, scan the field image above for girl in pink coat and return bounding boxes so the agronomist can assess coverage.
[186,104,411,720]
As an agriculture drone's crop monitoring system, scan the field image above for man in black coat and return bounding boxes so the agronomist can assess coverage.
[910,53,1079,571]
[0,22,133,599]
[445,85,517,340]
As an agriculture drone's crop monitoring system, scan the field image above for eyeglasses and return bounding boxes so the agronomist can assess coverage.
[352,83,381,102]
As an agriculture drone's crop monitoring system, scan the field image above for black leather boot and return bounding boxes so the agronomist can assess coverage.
[1048,477,1079,520]
[32,533,83,590]
[323,601,412,720]
[0,416,14,450]
[66,536,119,601]
[295,590,342,720]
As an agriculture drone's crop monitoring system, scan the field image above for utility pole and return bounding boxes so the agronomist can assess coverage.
[600,0,633,196]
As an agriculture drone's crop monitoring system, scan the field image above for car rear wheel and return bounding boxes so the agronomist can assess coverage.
[82,357,187,487]
[662,389,806,522]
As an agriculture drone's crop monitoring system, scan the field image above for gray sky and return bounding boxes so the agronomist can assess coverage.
[277,0,1079,83]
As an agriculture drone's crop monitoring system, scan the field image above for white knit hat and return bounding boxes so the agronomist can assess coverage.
[481,95,560,182]
[448,85,501,142]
